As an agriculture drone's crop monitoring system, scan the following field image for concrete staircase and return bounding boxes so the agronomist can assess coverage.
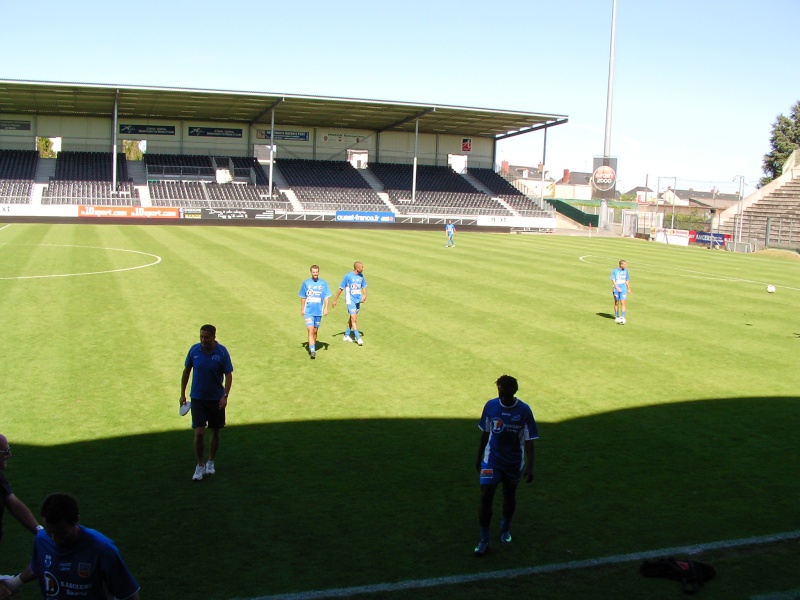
[357,167,398,212]
[718,175,800,248]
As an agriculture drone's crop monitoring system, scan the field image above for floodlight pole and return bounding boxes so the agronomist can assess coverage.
[602,0,618,161]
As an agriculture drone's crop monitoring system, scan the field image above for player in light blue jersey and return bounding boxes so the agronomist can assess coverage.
[474,375,538,556]
[445,220,456,247]
[0,493,140,599]
[299,265,332,359]
[611,259,631,324]
[333,261,368,345]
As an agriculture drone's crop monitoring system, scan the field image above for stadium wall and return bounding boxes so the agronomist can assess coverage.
[1,113,495,168]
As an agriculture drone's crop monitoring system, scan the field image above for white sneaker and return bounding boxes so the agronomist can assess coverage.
[192,465,204,481]
[356,338,363,346]
[343,335,352,342]
[614,317,621,324]
[204,460,215,475]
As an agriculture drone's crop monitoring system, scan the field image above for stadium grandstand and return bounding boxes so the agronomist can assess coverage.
[0,79,568,229]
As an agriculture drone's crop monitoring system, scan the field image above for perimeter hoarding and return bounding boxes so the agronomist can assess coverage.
[335,211,395,223]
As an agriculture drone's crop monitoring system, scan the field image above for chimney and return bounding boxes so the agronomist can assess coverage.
[563,169,570,184]
[501,160,509,176]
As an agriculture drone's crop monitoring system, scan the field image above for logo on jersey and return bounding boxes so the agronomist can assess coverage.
[78,563,92,578]
[491,418,505,433]
[44,572,59,595]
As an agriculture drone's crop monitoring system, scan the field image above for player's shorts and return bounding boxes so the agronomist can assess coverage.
[479,462,521,486]
[190,398,226,429]
[304,315,323,328]
[346,302,361,315]
[613,290,627,301]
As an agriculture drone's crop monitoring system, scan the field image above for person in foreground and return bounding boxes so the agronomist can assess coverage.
[474,374,538,557]
[180,324,234,481]
[0,433,42,545]
[299,265,332,359]
[0,493,140,599]
[611,259,631,324]
[332,261,367,345]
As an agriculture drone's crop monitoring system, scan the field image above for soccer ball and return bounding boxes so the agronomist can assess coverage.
[766,285,776,293]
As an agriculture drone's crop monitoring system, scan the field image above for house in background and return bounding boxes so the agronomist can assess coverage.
[624,186,656,203]
[553,169,592,200]
[499,161,555,198]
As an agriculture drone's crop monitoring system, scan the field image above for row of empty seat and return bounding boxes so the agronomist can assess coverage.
[42,181,141,206]
[1,151,549,217]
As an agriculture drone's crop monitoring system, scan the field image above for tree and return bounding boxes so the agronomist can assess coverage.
[36,136,56,158]
[122,140,143,161]
[761,101,800,187]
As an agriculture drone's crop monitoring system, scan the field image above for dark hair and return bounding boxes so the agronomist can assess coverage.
[495,374,519,398]
[310,265,320,271]
[200,324,216,336]
[41,493,79,526]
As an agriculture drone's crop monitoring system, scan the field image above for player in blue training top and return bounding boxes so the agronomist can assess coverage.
[611,259,631,324]
[474,374,538,557]
[180,324,234,481]
[332,261,368,346]
[445,220,456,247]
[299,264,332,360]
[0,493,140,599]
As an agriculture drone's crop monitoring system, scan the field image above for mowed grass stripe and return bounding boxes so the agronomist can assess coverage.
[0,224,798,600]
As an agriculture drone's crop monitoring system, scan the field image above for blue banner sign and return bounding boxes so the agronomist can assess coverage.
[335,211,395,223]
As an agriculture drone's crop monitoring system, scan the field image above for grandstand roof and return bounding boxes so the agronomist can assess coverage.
[0,79,567,140]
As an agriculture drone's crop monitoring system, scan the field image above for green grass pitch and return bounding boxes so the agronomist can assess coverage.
[0,223,798,599]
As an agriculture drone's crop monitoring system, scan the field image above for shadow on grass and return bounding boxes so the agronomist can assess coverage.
[596,312,617,320]
[2,396,798,599]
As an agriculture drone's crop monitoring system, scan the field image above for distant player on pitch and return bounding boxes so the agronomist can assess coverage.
[332,261,368,345]
[611,259,631,324]
[445,220,456,247]
[474,374,538,557]
[299,265,332,359]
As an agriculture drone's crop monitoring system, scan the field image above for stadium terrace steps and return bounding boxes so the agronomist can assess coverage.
[718,175,800,246]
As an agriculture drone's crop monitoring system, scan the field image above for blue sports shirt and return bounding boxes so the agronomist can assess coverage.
[185,342,234,401]
[478,397,538,472]
[611,267,629,291]
[30,526,140,600]
[446,223,455,237]
[338,272,367,305]
[299,278,332,317]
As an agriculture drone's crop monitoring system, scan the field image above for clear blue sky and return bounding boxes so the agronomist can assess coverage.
[3,0,798,196]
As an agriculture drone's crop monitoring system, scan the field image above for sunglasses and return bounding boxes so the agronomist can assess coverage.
[0,447,10,456]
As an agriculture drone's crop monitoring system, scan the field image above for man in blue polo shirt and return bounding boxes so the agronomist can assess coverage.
[299,265,332,359]
[0,493,139,599]
[332,261,368,345]
[180,324,234,481]
[474,374,538,557]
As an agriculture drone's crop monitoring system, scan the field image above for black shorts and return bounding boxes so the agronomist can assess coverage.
[190,399,226,429]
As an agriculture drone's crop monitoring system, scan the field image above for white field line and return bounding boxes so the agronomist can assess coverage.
[579,254,800,292]
[0,243,161,280]
[240,529,800,600]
